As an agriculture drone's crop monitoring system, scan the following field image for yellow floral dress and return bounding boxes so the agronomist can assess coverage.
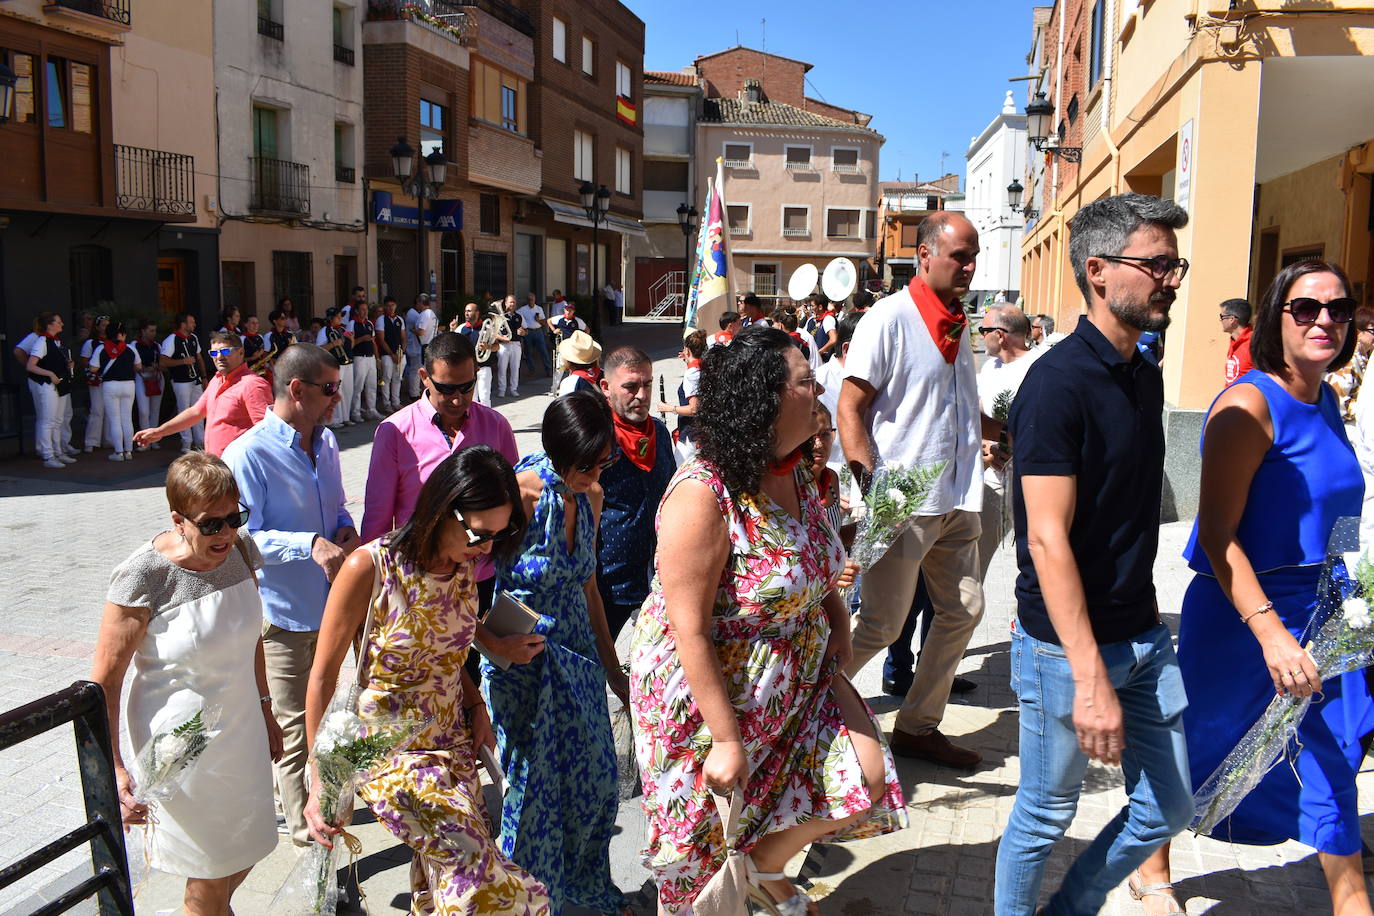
[355,539,550,915]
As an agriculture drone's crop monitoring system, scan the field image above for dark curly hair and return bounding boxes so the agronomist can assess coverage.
[696,325,793,497]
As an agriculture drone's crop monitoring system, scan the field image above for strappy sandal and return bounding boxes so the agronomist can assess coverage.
[1127,869,1186,915]
[745,856,815,916]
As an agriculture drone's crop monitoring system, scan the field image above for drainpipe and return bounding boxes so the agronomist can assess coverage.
[1051,0,1066,311]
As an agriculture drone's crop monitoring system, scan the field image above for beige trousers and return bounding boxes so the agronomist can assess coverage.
[263,624,319,847]
[844,509,985,736]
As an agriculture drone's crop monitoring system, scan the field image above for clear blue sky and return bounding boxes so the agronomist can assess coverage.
[634,0,1037,187]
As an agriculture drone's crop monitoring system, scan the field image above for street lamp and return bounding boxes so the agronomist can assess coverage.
[390,137,447,304]
[0,62,16,125]
[1024,90,1081,163]
[676,202,698,320]
[1006,179,1024,212]
[580,180,611,334]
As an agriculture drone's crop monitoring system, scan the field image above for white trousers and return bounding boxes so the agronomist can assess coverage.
[172,380,205,448]
[29,380,65,460]
[497,343,521,396]
[62,393,73,453]
[379,354,403,412]
[353,355,377,419]
[134,376,160,432]
[102,380,136,454]
[335,362,355,424]
[474,364,493,406]
[84,384,106,448]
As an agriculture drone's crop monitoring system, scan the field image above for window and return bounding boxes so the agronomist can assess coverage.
[615,60,631,99]
[723,143,752,168]
[551,17,566,63]
[826,208,861,238]
[334,123,354,182]
[573,130,593,182]
[752,264,778,297]
[864,210,876,239]
[252,105,279,158]
[474,252,509,298]
[784,146,813,171]
[69,245,113,315]
[782,206,809,237]
[332,7,354,65]
[581,36,594,76]
[1089,1,1104,87]
[479,194,500,235]
[900,222,920,248]
[615,148,631,195]
[832,147,860,173]
[45,59,92,133]
[643,160,687,193]
[727,204,750,235]
[257,0,283,39]
[420,98,446,158]
[2,50,35,124]
[472,60,526,134]
[501,85,518,131]
[272,251,313,316]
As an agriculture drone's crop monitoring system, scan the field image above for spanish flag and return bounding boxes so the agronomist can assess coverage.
[616,95,636,126]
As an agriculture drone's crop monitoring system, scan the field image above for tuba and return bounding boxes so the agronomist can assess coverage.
[475,309,511,364]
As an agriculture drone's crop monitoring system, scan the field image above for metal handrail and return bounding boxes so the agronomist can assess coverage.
[113,144,195,216]
[52,0,130,25]
[0,682,133,916]
[249,156,310,215]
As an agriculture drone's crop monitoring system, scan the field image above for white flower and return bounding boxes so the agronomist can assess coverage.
[886,488,907,508]
[153,732,189,765]
[1343,597,1372,630]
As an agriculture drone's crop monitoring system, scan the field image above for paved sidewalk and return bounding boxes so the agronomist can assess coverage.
[1,319,1368,913]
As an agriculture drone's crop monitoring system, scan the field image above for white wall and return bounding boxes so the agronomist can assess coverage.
[965,94,1027,297]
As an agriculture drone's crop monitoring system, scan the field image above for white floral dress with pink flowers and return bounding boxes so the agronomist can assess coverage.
[628,459,907,913]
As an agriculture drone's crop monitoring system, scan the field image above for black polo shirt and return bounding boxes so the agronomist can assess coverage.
[1009,317,1164,646]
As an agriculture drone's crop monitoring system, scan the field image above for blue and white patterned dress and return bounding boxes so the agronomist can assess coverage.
[482,452,624,914]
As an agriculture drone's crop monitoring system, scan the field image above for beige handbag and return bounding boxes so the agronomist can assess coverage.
[691,791,750,916]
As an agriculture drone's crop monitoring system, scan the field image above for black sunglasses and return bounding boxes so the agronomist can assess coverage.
[181,503,251,536]
[452,509,518,546]
[1095,254,1190,281]
[1283,297,1356,325]
[576,448,620,474]
[977,325,1006,335]
[429,377,478,396]
[301,379,342,396]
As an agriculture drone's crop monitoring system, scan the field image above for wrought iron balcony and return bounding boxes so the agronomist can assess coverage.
[249,157,310,216]
[333,43,354,65]
[114,144,195,219]
[48,0,130,25]
[335,164,356,183]
[258,15,283,40]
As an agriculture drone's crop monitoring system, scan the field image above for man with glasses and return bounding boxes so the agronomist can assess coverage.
[134,330,273,456]
[596,346,676,639]
[361,332,524,654]
[1220,297,1254,385]
[1031,313,1067,348]
[222,343,358,849]
[838,211,998,769]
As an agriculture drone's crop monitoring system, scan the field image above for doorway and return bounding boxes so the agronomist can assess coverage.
[335,255,358,311]
[160,256,189,315]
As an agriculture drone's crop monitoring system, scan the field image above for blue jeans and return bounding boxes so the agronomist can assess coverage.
[522,330,552,375]
[994,622,1192,916]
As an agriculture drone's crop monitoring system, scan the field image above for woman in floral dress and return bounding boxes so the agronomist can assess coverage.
[482,390,631,915]
[630,326,906,915]
[303,446,549,915]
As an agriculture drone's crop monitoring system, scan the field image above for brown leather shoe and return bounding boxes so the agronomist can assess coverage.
[888,727,982,769]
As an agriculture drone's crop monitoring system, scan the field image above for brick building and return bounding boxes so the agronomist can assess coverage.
[875,175,962,292]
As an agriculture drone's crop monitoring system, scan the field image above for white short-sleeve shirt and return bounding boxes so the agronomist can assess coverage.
[516,304,545,330]
[16,332,38,356]
[843,283,983,516]
[975,349,1041,485]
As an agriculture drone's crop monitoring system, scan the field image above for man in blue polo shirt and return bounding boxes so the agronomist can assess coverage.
[994,192,1191,915]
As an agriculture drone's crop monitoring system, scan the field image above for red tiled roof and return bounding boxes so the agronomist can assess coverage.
[646,70,696,87]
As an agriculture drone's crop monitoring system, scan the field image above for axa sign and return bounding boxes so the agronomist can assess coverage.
[370,191,463,229]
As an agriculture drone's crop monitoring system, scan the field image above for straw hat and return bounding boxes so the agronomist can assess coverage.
[558,329,602,367]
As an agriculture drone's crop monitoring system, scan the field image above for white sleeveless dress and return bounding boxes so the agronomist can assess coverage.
[108,537,276,878]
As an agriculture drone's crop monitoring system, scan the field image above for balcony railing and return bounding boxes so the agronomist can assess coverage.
[455,0,533,36]
[250,157,310,216]
[728,226,750,237]
[785,160,816,171]
[336,164,356,183]
[832,162,861,174]
[722,158,753,170]
[49,0,130,25]
[258,15,283,39]
[366,0,471,42]
[333,43,354,65]
[114,144,195,218]
[782,227,810,238]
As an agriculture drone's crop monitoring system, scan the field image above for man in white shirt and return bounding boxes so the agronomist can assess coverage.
[839,211,1001,769]
[160,312,208,451]
[816,311,863,472]
[1031,314,1068,347]
[404,293,438,399]
[516,292,552,377]
[975,304,1040,581]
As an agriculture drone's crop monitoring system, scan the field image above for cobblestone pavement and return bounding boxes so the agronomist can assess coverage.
[1,319,1367,914]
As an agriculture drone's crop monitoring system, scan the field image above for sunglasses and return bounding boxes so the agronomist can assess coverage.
[429,377,478,396]
[1095,254,1190,282]
[1283,297,1357,325]
[977,325,1006,335]
[181,504,251,536]
[301,379,342,396]
[207,347,239,358]
[452,509,518,546]
[576,449,620,474]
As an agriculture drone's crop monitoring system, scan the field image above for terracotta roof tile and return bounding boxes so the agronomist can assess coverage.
[645,70,697,87]
[701,98,878,134]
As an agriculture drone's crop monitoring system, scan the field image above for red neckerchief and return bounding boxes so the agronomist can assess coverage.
[715,332,732,345]
[687,359,702,370]
[767,447,805,477]
[173,331,191,340]
[571,366,602,386]
[820,310,835,321]
[787,331,807,347]
[611,411,657,473]
[43,333,61,342]
[909,276,967,364]
[102,340,128,360]
[465,321,481,329]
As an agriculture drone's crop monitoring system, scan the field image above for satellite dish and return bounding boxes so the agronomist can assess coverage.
[787,263,819,302]
[821,257,858,302]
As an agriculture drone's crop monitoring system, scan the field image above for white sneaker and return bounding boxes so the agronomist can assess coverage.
[124,451,134,460]
[83,446,95,453]
[108,452,125,461]
[58,454,77,464]
[511,390,520,397]
[64,447,81,458]
[43,458,65,468]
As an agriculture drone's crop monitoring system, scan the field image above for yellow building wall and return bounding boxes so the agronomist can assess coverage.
[1250,155,1349,290]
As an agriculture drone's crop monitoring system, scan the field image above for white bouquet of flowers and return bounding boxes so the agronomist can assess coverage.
[847,459,947,571]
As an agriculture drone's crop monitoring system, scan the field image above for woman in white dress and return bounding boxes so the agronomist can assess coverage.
[91,452,283,916]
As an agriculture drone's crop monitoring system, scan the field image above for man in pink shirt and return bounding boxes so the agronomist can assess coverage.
[133,330,274,455]
[362,332,529,653]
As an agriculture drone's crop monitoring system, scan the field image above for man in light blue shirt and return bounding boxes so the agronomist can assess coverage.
[223,343,358,846]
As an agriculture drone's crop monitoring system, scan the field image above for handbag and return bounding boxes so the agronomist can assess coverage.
[692,791,750,916]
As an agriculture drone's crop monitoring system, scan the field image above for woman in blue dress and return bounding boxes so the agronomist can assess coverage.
[1135,260,1374,916]
[482,390,630,915]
